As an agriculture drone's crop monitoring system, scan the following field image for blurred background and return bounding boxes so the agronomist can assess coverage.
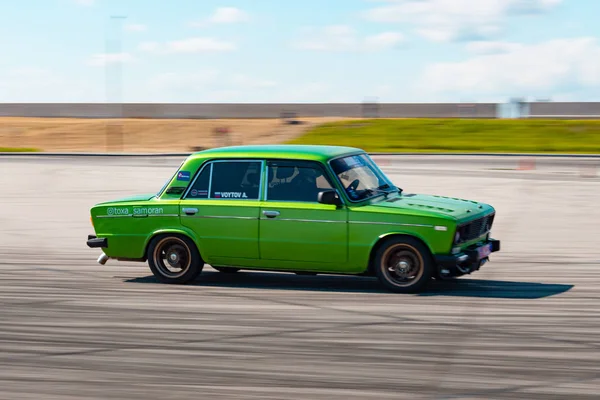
[1,1,600,399]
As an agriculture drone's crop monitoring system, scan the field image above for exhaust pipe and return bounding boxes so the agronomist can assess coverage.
[97,253,110,265]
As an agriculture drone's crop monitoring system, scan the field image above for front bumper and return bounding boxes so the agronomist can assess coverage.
[434,238,500,277]
[86,235,108,248]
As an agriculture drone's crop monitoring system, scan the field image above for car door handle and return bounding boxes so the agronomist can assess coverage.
[182,208,198,216]
[262,210,280,218]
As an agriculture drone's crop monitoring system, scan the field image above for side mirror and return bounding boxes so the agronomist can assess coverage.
[318,189,342,206]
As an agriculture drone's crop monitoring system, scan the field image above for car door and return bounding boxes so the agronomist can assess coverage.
[259,159,348,269]
[180,159,263,263]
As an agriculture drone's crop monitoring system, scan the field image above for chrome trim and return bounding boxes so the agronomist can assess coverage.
[350,221,434,228]
[261,218,346,223]
[148,214,179,217]
[181,215,258,220]
[182,207,198,215]
[97,214,133,218]
[262,210,280,218]
[434,226,448,231]
[457,254,469,263]
[207,162,213,197]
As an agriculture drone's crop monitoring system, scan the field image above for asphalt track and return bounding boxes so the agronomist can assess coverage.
[1,155,599,399]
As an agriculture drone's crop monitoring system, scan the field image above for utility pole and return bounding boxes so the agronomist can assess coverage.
[105,15,127,151]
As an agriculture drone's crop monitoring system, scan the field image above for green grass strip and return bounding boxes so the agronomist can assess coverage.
[287,119,600,154]
[0,147,41,152]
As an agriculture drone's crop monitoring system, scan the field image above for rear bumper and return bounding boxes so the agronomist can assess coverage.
[87,235,108,248]
[434,239,500,277]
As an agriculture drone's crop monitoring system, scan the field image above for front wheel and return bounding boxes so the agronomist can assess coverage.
[147,234,203,284]
[373,237,433,293]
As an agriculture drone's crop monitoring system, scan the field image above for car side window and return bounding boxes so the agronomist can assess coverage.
[185,163,211,199]
[267,161,333,202]
[185,160,262,200]
[210,161,262,200]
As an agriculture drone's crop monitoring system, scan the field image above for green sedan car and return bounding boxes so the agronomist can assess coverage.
[86,145,500,293]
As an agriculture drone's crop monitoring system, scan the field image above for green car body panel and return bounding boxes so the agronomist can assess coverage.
[88,145,500,281]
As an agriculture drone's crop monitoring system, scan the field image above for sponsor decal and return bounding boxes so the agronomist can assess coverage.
[106,207,129,215]
[213,191,248,199]
[133,207,164,215]
[190,189,208,197]
[177,171,191,181]
[346,156,364,168]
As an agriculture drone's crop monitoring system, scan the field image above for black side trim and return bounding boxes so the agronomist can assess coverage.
[87,236,108,248]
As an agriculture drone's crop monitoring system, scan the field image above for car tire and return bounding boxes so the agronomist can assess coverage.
[373,237,433,293]
[147,234,203,284]
[213,266,240,273]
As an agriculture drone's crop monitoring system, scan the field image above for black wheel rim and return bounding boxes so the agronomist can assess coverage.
[153,237,191,278]
[381,244,424,287]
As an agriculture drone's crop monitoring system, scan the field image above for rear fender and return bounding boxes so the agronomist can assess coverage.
[143,227,205,260]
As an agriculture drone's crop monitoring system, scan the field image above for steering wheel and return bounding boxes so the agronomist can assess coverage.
[346,179,360,191]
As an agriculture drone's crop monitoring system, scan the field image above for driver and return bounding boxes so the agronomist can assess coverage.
[293,168,321,202]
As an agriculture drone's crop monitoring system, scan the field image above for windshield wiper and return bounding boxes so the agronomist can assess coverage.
[363,187,390,199]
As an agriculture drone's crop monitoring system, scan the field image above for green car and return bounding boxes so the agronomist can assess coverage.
[86,145,500,293]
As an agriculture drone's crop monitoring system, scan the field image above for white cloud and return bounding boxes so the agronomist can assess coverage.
[139,37,236,54]
[148,71,277,90]
[0,68,102,102]
[418,37,600,100]
[141,71,279,102]
[364,0,563,42]
[190,7,249,27]
[208,7,249,23]
[73,0,94,5]
[230,74,277,89]
[125,23,147,32]
[87,52,134,66]
[149,70,221,90]
[465,41,524,55]
[364,32,406,51]
[294,25,405,52]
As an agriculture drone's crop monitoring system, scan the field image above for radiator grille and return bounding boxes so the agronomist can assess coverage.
[458,213,495,242]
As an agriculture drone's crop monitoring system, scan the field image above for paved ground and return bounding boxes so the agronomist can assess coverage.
[1,155,599,399]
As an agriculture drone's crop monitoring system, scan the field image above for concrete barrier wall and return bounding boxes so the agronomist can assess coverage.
[528,102,600,118]
[2,102,600,119]
[0,103,498,119]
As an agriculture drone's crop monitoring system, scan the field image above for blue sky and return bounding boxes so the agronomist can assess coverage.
[1,0,599,103]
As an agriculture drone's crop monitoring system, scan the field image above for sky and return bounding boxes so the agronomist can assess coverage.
[0,0,599,103]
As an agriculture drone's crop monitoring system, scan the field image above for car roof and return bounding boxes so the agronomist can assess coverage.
[188,144,364,163]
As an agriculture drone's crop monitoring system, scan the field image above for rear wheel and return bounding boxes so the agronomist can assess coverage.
[147,234,203,284]
[373,237,433,293]
[213,266,240,273]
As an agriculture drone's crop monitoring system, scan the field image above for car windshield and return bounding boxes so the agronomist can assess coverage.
[330,153,397,201]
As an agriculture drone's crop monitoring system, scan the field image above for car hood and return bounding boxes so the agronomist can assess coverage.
[368,193,493,221]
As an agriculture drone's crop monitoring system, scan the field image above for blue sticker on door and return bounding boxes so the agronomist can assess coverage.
[177,171,191,181]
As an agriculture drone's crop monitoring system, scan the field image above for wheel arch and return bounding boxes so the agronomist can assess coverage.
[143,228,204,261]
[366,232,434,276]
